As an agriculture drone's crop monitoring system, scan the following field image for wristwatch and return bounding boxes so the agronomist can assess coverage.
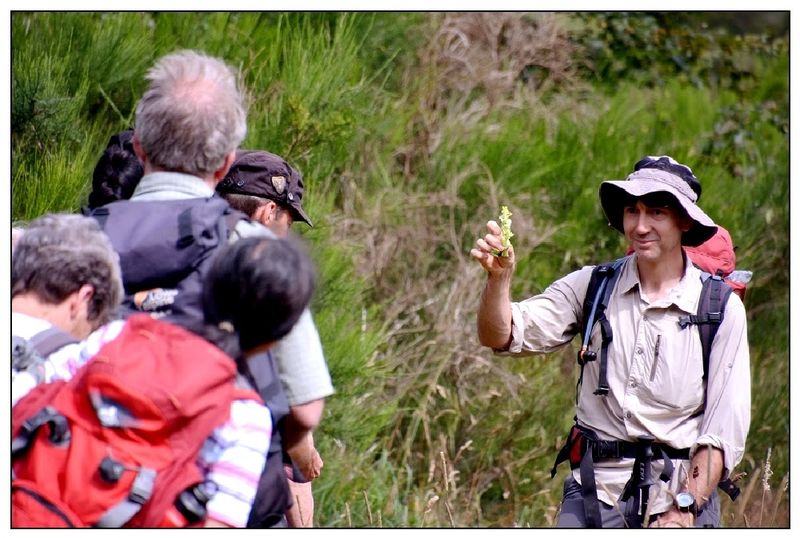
[674,491,698,517]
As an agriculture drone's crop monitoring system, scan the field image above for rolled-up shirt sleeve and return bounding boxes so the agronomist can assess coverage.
[505,267,590,355]
[692,292,751,478]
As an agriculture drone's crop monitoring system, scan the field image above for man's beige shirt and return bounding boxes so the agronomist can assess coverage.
[505,254,750,514]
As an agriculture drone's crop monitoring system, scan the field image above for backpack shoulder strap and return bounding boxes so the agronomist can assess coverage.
[576,256,627,400]
[12,327,78,384]
[28,326,79,358]
[679,273,734,380]
[680,273,733,419]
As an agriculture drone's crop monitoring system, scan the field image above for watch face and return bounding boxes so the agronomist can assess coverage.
[676,492,695,509]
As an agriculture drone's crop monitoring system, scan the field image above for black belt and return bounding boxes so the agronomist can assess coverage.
[580,437,690,465]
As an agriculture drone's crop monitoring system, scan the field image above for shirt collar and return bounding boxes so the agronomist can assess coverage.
[616,251,703,313]
[131,171,216,200]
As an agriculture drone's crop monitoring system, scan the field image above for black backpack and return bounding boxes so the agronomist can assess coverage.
[240,350,293,528]
[85,196,244,326]
[85,196,294,527]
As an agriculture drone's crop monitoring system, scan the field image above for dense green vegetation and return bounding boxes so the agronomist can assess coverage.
[11,12,788,527]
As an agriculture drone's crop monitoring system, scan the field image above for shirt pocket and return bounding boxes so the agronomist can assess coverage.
[640,324,705,415]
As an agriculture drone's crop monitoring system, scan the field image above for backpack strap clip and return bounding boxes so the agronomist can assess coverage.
[95,467,157,527]
[12,406,70,456]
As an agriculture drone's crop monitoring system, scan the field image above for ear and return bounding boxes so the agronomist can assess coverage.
[680,215,693,233]
[213,150,237,183]
[69,284,95,320]
[254,200,278,225]
[132,133,147,164]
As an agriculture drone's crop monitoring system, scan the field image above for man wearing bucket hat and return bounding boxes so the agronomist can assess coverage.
[470,156,750,528]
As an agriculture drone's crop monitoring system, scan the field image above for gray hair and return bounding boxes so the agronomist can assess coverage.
[12,214,124,327]
[135,50,248,177]
[11,226,25,252]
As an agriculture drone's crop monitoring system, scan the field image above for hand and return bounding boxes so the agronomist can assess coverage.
[286,433,324,481]
[470,220,516,278]
[649,507,695,528]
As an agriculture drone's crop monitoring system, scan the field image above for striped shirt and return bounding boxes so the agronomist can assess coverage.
[11,314,271,528]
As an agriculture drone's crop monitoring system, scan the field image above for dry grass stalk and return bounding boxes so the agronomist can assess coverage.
[759,448,773,525]
[345,501,352,527]
[426,13,577,111]
[444,499,456,527]
[363,490,373,526]
[771,474,788,525]
[421,494,440,527]
[440,450,450,493]
[733,466,761,526]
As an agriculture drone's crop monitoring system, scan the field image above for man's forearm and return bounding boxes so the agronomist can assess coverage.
[476,273,514,350]
[686,446,724,509]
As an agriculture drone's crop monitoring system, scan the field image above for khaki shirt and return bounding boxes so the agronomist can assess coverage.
[505,254,750,514]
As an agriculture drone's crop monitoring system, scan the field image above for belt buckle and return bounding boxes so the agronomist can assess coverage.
[593,440,622,460]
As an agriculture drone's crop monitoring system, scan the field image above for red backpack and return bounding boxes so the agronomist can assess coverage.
[11,314,261,528]
[684,226,749,300]
[626,225,750,300]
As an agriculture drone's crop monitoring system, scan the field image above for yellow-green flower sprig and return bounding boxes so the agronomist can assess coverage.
[493,205,513,257]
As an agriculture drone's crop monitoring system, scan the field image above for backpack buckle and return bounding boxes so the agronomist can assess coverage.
[707,311,722,324]
[129,468,156,505]
[592,439,623,460]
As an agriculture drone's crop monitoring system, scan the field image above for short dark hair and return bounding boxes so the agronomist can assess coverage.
[88,129,144,208]
[219,192,270,219]
[203,236,316,352]
[622,191,689,219]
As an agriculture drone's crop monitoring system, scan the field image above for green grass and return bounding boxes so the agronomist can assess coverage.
[11,12,788,528]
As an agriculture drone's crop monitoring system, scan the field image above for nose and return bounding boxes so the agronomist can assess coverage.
[634,211,650,234]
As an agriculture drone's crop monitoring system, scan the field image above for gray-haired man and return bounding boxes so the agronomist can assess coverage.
[12,214,124,405]
[96,50,332,527]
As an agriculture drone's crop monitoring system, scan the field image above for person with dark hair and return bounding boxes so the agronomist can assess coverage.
[218,150,327,527]
[471,156,750,528]
[12,234,317,528]
[217,149,313,235]
[204,236,316,351]
[87,129,144,209]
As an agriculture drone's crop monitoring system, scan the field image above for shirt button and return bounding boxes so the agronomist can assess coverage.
[625,411,632,419]
[636,347,644,355]
[630,381,637,388]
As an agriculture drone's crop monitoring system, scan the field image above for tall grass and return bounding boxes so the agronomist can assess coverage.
[11,12,788,527]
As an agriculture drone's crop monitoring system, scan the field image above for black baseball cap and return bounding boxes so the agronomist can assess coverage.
[218,150,313,226]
